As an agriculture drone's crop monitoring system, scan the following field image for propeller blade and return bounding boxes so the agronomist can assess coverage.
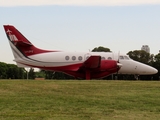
[117,63,122,67]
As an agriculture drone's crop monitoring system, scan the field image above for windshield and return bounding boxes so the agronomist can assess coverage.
[124,56,130,60]
[119,55,130,60]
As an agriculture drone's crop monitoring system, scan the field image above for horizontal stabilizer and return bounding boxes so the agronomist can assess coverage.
[4,25,54,56]
[14,40,33,47]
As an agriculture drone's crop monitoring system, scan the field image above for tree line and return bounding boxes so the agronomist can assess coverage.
[0,46,160,80]
[0,62,26,79]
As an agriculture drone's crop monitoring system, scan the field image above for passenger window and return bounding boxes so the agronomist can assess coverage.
[108,57,112,60]
[65,56,69,60]
[101,57,105,60]
[78,56,83,61]
[72,56,76,61]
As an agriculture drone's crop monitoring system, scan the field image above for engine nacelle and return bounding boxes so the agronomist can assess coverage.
[100,60,118,71]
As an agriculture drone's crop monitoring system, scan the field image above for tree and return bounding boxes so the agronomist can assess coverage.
[40,70,74,80]
[52,72,74,79]
[28,68,35,79]
[18,68,26,79]
[92,46,111,52]
[0,62,8,79]
[152,53,160,80]
[0,62,26,79]
[7,64,26,79]
[35,70,45,78]
[127,50,154,65]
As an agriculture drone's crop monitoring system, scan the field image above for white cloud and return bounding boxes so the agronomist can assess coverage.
[0,0,160,6]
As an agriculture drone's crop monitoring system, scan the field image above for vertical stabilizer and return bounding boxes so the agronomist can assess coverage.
[3,25,53,57]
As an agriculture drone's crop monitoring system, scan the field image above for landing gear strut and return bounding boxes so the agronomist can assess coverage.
[85,70,90,80]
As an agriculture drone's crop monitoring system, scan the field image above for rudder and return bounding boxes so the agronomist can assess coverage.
[3,25,53,57]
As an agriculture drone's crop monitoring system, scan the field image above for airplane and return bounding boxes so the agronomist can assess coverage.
[3,25,158,80]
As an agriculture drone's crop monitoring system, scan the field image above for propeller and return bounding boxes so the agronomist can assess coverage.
[117,51,120,63]
[116,51,122,79]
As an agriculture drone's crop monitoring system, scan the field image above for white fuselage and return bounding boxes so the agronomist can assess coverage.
[5,25,158,80]
[16,51,157,75]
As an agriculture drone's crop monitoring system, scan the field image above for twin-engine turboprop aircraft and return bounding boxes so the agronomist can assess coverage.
[3,25,158,80]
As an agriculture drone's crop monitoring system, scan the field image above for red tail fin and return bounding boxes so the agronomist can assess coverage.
[4,25,53,56]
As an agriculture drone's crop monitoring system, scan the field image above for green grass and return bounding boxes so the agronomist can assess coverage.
[0,80,160,120]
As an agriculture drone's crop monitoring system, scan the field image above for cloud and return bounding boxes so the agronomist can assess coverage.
[1,0,160,6]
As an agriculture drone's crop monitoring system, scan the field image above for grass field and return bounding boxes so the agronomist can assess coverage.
[0,80,160,120]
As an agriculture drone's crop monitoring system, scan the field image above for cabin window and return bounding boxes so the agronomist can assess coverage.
[101,57,105,60]
[72,56,76,61]
[65,56,69,60]
[108,57,112,60]
[78,56,83,61]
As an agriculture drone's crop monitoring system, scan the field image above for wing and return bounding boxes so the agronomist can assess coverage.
[81,56,101,69]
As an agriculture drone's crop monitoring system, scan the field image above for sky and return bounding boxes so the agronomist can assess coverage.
[0,0,160,64]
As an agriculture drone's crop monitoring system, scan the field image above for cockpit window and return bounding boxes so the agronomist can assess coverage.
[119,56,124,60]
[124,56,130,60]
[119,55,130,60]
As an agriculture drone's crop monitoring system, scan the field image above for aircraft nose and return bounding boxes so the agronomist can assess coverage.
[136,62,158,75]
[144,66,158,75]
[152,67,158,74]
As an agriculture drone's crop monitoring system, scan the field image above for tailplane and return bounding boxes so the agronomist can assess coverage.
[3,25,53,57]
[3,25,53,67]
